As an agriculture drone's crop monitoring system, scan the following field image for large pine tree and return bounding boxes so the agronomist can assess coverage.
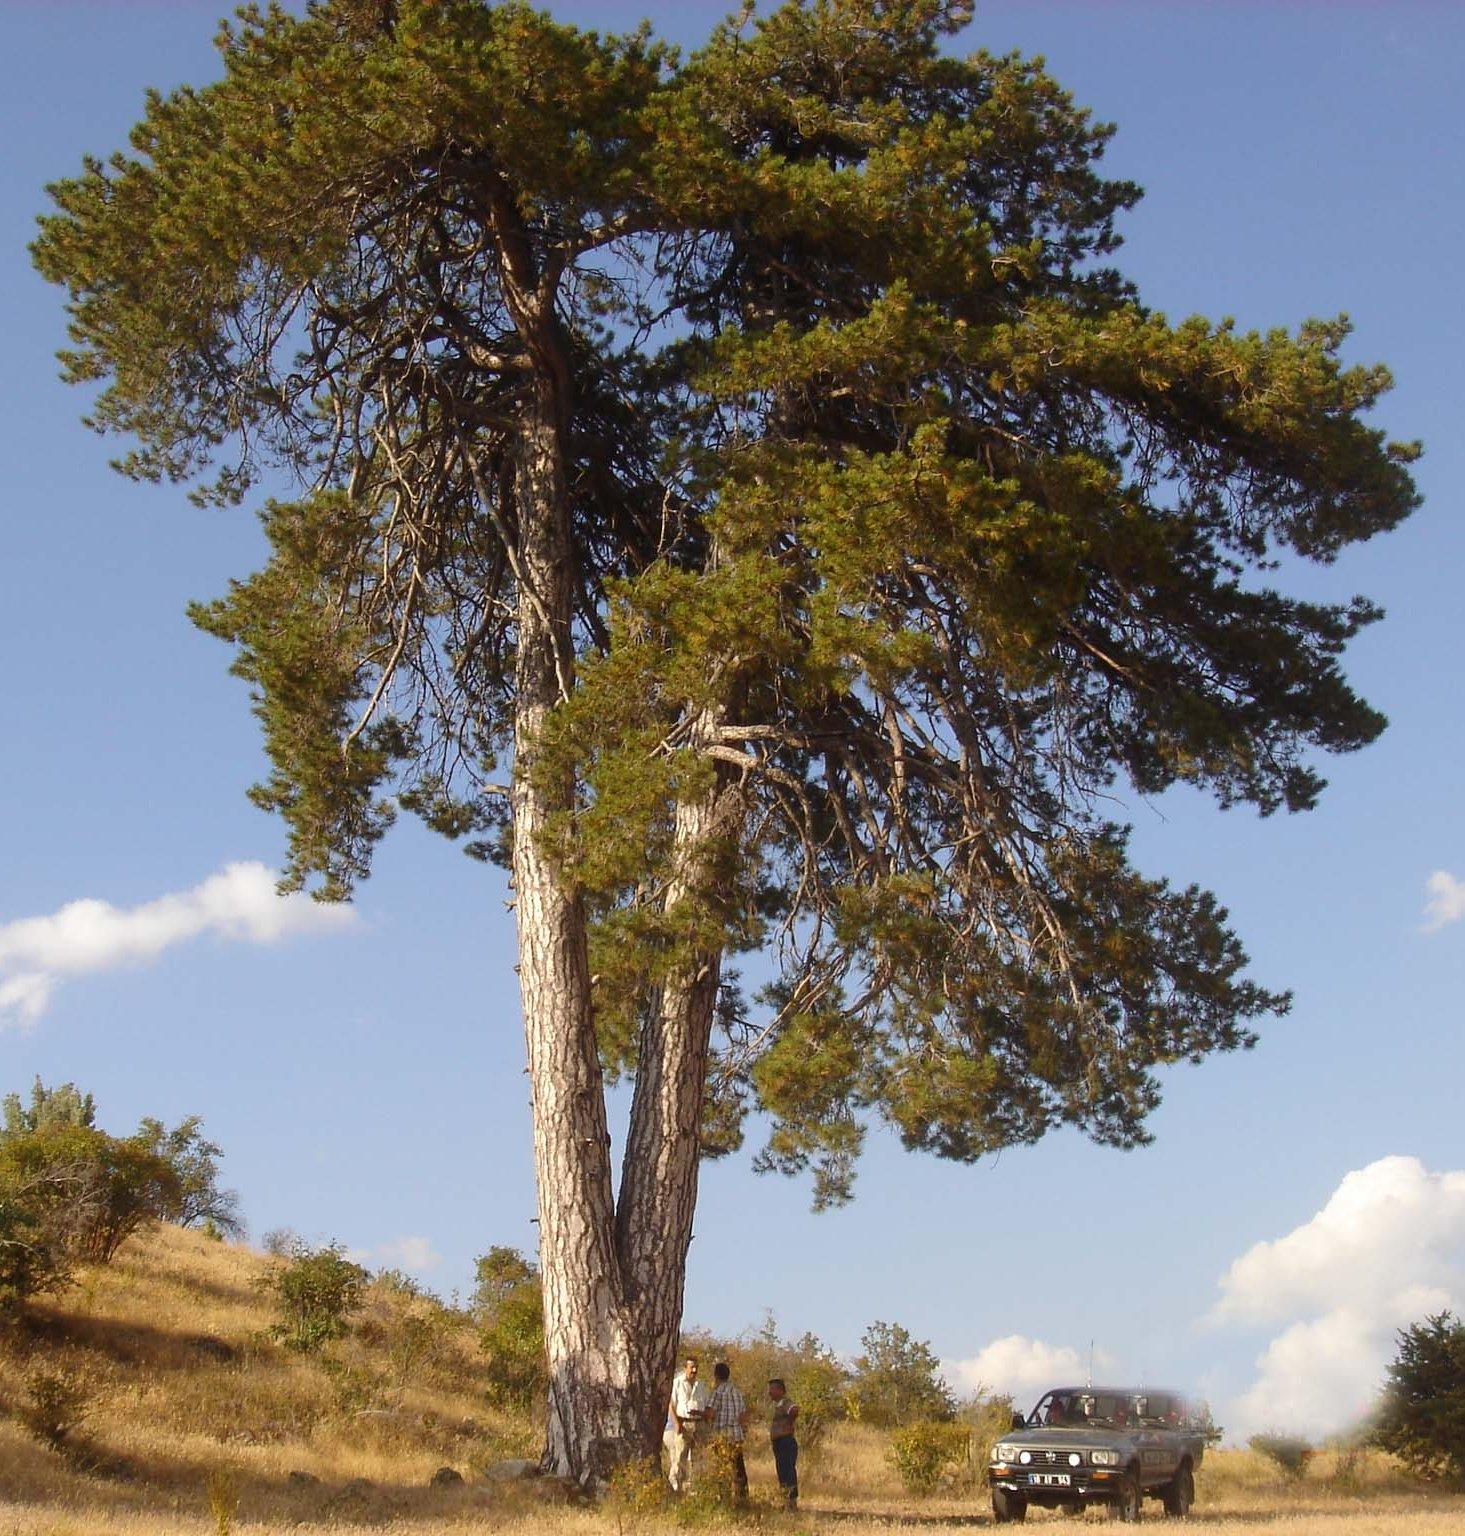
[35,0,1418,1483]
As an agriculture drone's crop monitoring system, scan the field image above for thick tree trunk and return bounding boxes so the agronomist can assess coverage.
[493,187,729,1483]
[614,768,728,1455]
[509,374,641,1484]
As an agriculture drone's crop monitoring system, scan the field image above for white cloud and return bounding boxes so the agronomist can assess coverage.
[1423,870,1465,932]
[1208,1157,1465,1438]
[349,1236,442,1275]
[0,861,355,1028]
[946,1336,1118,1408]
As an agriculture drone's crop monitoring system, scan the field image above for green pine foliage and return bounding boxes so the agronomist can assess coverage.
[34,0,1421,1208]
[1373,1312,1465,1481]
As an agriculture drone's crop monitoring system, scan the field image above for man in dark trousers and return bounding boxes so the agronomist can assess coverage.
[768,1377,799,1509]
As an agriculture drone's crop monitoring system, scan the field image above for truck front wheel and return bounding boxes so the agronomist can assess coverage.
[1109,1468,1142,1523]
[992,1488,1028,1524]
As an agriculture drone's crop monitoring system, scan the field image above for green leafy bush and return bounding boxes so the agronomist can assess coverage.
[851,1321,954,1427]
[476,1247,546,1408]
[1249,1433,1314,1479]
[0,1165,74,1311]
[1372,1310,1465,1480]
[0,1123,181,1264]
[888,1421,971,1496]
[263,1242,369,1352]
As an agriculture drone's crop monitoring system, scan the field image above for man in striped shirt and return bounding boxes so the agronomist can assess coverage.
[707,1360,749,1502]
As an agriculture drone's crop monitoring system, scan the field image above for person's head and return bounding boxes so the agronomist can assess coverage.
[769,1378,786,1400]
[713,1361,731,1383]
[683,1357,699,1379]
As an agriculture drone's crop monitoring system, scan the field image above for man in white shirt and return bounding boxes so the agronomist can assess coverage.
[666,1355,708,1492]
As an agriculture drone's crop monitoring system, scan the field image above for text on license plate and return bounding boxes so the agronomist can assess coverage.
[1031,1474,1071,1487]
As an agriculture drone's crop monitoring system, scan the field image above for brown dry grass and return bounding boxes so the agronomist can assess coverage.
[1,1227,1462,1536]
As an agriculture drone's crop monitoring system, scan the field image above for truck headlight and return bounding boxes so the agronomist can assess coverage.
[1019,1451,1032,1465]
[1090,1449,1120,1467]
[992,1444,1018,1464]
[1068,1453,1082,1468]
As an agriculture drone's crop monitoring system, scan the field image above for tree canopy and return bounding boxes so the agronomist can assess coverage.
[34,0,1420,1476]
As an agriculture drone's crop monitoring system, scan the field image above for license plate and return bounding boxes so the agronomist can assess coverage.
[1031,1474,1071,1487]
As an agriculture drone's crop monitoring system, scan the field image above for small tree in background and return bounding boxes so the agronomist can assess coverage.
[1373,1311,1465,1481]
[263,1243,369,1353]
[2,1079,96,1136]
[0,1123,181,1264]
[851,1321,954,1427]
[135,1116,242,1236]
[474,1247,547,1409]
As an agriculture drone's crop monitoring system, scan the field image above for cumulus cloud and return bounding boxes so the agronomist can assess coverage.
[349,1236,442,1275]
[1208,1157,1465,1437]
[0,862,355,1028]
[1423,870,1465,932]
[946,1336,1118,1407]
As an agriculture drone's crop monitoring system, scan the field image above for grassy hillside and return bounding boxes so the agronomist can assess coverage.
[1,1225,1462,1536]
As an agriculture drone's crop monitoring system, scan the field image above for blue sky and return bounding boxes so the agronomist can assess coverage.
[2,0,1462,1441]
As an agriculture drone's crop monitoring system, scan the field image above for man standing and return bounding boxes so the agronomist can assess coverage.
[667,1355,708,1493]
[707,1361,750,1502]
[769,1377,799,1509]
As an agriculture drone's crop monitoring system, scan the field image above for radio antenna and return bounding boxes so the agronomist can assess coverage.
[1087,1340,1094,1388]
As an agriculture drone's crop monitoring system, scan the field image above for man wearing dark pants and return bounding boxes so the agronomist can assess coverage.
[769,1378,799,1509]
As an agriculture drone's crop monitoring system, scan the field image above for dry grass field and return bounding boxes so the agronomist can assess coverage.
[1,1227,1461,1536]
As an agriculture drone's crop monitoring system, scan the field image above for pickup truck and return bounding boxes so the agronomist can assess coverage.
[987,1386,1209,1522]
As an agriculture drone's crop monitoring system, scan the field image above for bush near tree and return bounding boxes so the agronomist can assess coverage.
[1373,1311,1465,1482]
[473,1246,548,1408]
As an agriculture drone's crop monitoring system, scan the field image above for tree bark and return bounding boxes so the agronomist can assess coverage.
[509,366,641,1484]
[615,756,729,1456]
[492,176,729,1482]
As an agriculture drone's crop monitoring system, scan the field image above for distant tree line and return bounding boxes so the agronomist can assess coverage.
[0,1078,240,1313]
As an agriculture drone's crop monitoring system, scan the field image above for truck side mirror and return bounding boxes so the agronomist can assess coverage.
[1011,1411,1026,1432]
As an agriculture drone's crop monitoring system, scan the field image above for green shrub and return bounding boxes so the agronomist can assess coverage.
[475,1246,546,1408]
[18,1368,91,1452]
[0,1124,182,1266]
[1372,1310,1465,1480]
[851,1321,954,1427]
[263,1242,369,1353]
[1249,1433,1314,1479]
[0,1166,73,1311]
[888,1420,971,1496]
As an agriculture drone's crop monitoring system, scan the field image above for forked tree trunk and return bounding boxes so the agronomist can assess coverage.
[507,350,727,1483]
